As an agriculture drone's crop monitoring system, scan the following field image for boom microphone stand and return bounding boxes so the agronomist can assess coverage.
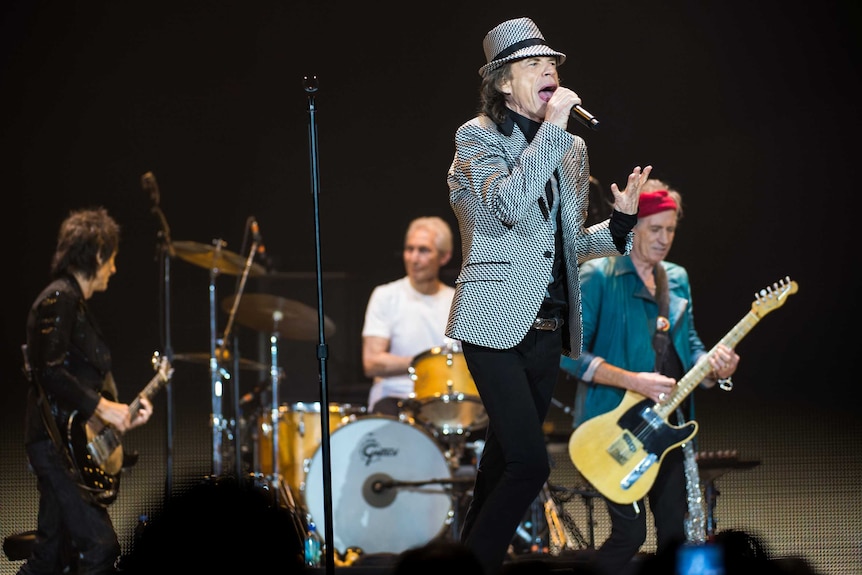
[304,74,335,574]
[141,171,176,499]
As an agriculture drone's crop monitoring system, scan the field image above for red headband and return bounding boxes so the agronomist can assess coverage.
[638,189,677,218]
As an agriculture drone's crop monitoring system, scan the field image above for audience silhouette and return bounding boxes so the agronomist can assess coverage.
[120,474,305,574]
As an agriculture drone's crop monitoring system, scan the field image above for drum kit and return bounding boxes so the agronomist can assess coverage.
[246,342,488,558]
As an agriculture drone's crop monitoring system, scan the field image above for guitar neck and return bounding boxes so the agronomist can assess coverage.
[657,310,760,417]
[128,366,168,421]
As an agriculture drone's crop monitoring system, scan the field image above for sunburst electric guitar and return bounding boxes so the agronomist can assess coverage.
[567,277,798,504]
[67,353,173,505]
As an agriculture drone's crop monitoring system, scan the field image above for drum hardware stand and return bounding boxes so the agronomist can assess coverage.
[546,483,601,549]
[448,465,477,542]
[209,221,263,478]
[512,481,600,558]
[695,451,761,539]
[263,312,296,509]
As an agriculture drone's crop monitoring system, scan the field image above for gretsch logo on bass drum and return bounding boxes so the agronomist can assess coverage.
[359,434,400,465]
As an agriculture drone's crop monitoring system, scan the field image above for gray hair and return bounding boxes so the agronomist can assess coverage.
[406,216,453,255]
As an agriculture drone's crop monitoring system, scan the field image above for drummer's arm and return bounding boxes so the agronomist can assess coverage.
[362,335,414,378]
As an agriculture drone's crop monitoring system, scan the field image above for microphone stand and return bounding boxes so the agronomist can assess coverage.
[304,74,334,574]
[142,171,176,500]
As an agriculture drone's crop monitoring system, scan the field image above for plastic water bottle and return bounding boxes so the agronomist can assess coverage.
[304,521,323,567]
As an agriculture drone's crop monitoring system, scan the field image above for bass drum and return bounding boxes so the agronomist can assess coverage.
[303,415,454,555]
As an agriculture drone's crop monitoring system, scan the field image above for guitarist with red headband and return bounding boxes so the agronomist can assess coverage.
[563,181,740,575]
[19,207,156,575]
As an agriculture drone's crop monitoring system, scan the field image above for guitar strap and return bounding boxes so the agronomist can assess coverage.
[651,264,671,369]
[651,265,685,423]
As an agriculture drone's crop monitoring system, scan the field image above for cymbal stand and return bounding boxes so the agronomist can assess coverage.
[217,225,262,477]
[265,311,302,513]
[207,239,228,477]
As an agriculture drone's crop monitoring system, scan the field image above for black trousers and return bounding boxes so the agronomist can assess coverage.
[459,328,562,575]
[17,439,120,575]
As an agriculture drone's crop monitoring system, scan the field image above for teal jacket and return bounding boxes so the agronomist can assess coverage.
[563,256,707,427]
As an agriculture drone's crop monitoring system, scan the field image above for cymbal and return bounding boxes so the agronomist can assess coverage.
[173,351,268,371]
[221,293,336,341]
[172,240,266,276]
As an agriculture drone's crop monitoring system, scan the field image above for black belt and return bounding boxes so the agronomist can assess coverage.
[532,317,565,331]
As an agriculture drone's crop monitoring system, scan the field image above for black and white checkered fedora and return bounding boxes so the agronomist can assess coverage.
[479,17,567,77]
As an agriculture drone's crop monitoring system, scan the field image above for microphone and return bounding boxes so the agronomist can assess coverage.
[239,383,265,406]
[571,104,600,131]
[141,171,160,205]
[250,218,266,255]
[371,479,393,493]
[250,219,262,242]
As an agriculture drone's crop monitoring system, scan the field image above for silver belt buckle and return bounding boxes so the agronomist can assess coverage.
[533,317,563,331]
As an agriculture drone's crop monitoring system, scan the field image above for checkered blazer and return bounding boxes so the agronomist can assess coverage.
[445,114,632,355]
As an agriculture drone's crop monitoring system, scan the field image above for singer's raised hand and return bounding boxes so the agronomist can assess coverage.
[611,165,653,215]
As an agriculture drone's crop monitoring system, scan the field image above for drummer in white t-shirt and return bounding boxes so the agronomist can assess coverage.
[361,216,456,416]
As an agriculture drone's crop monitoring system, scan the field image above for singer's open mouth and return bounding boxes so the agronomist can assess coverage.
[538,84,556,102]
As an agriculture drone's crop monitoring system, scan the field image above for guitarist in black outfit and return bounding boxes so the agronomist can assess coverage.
[19,207,154,575]
[564,181,740,575]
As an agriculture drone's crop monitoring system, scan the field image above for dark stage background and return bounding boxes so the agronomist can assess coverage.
[1,2,859,574]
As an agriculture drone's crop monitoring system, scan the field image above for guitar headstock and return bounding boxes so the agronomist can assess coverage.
[750,276,798,319]
[151,352,173,383]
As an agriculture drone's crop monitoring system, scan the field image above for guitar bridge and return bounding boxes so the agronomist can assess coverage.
[620,453,657,490]
[87,442,109,468]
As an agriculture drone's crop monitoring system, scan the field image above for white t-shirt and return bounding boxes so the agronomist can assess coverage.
[361,276,455,411]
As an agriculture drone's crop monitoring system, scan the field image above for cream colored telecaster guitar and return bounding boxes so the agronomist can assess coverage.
[567,277,797,504]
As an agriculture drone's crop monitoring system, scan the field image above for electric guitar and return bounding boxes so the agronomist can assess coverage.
[566,277,798,504]
[67,353,173,506]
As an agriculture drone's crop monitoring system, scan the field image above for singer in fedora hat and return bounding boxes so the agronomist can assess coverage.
[445,17,652,575]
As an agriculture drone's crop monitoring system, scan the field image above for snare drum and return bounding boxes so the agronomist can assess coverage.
[303,416,454,555]
[408,343,487,435]
[256,402,364,504]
